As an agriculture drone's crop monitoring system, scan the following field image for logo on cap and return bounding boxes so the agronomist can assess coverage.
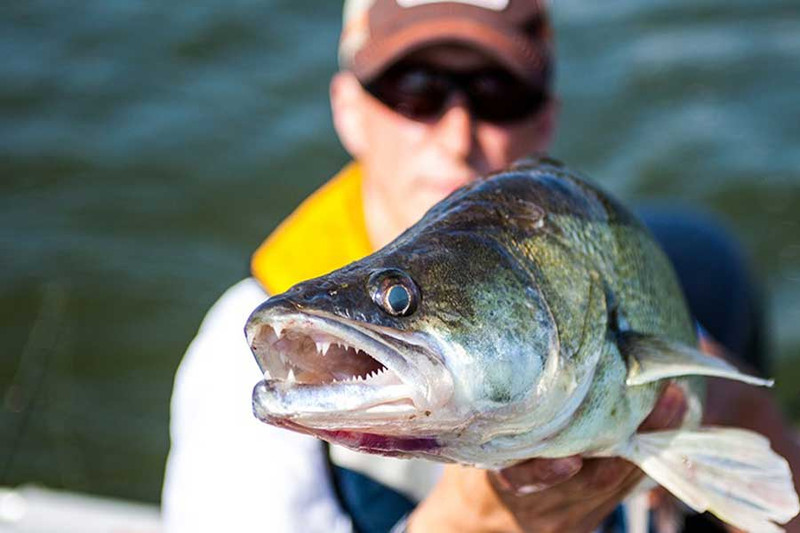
[396,0,509,10]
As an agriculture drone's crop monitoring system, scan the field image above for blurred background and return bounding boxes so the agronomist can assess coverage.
[1,0,798,521]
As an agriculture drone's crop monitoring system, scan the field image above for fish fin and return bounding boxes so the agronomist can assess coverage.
[620,427,800,532]
[619,332,773,387]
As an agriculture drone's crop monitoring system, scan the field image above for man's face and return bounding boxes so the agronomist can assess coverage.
[332,45,556,247]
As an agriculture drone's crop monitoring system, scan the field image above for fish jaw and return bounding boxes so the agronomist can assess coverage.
[245,299,455,439]
[251,386,442,457]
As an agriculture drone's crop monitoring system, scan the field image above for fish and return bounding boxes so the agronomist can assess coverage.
[245,157,799,532]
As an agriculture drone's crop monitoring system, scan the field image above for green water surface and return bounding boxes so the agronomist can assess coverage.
[1,0,798,504]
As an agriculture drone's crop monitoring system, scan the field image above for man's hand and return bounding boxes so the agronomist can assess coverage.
[408,384,687,533]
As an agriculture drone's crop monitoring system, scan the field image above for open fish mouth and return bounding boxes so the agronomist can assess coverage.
[245,307,452,431]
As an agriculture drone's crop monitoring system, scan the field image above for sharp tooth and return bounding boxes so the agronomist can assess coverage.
[273,324,284,338]
[286,368,296,384]
[318,341,330,355]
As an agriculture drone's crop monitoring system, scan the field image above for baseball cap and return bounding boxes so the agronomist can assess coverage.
[339,0,552,86]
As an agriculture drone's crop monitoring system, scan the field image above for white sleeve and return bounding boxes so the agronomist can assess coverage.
[162,278,353,533]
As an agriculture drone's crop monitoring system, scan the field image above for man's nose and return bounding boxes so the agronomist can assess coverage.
[434,93,475,158]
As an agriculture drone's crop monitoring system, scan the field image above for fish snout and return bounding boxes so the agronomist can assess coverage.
[245,293,300,329]
[255,293,300,313]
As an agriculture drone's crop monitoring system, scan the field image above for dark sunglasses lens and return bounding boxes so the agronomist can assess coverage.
[468,70,549,123]
[367,65,549,123]
[366,67,449,120]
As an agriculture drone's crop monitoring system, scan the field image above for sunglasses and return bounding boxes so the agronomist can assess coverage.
[363,62,550,124]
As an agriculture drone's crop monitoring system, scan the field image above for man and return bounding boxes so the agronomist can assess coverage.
[163,1,799,532]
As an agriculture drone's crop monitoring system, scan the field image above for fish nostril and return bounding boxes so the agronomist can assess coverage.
[259,294,300,312]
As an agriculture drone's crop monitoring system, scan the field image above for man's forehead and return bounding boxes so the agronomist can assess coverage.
[401,45,503,71]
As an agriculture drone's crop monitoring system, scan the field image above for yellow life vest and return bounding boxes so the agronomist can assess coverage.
[251,162,373,294]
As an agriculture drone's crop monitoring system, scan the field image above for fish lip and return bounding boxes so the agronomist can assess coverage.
[245,306,453,419]
[251,395,442,455]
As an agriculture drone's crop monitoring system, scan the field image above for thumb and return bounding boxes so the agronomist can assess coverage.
[492,456,583,495]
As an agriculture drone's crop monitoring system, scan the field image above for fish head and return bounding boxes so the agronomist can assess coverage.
[245,203,562,460]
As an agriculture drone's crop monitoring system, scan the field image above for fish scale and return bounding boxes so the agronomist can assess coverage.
[246,157,798,532]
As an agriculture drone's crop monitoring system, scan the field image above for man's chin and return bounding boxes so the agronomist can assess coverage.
[395,175,477,230]
[423,175,476,198]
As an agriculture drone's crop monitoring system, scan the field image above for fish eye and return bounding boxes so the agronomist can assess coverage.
[368,269,419,317]
[385,284,411,315]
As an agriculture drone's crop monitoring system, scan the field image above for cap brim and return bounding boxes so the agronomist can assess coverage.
[352,17,549,86]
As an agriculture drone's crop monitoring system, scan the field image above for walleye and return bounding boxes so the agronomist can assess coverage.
[245,158,799,531]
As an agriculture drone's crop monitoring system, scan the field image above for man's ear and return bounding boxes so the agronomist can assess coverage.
[330,71,367,158]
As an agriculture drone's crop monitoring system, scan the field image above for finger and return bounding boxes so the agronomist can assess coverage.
[497,459,646,532]
[570,462,648,531]
[570,457,641,495]
[649,487,672,508]
[698,331,727,358]
[639,382,687,432]
[492,456,583,495]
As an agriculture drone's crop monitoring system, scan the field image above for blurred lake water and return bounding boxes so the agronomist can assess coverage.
[1,0,798,504]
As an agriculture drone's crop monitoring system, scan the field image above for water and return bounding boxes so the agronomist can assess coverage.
[1,0,798,504]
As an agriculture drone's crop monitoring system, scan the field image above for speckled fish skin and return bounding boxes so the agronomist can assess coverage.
[247,158,799,530]
[408,157,699,464]
[247,157,695,465]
